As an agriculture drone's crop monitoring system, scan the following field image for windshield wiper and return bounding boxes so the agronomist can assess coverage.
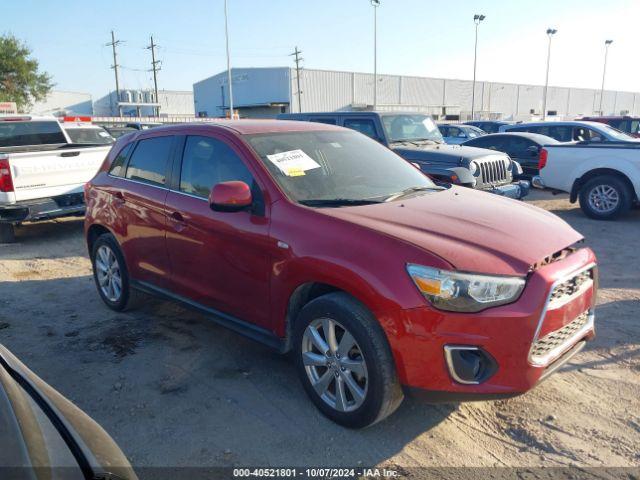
[299,198,385,208]
[384,186,444,202]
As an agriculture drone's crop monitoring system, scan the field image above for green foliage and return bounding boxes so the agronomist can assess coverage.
[0,35,53,111]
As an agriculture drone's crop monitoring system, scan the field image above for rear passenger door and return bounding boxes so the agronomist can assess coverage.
[163,134,272,329]
[113,134,175,288]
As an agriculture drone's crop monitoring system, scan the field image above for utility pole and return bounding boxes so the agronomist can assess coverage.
[146,35,161,117]
[224,0,234,119]
[106,31,123,116]
[371,0,380,110]
[599,40,613,115]
[471,14,485,120]
[542,28,557,120]
[290,47,303,113]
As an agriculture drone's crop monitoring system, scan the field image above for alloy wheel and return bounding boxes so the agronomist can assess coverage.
[588,184,620,214]
[95,245,122,302]
[301,318,368,412]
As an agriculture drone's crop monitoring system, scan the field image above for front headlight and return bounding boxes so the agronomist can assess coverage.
[407,264,526,312]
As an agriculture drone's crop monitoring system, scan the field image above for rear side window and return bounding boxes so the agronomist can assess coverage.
[310,118,337,125]
[343,119,381,141]
[179,136,253,198]
[109,143,133,177]
[125,136,173,186]
[0,121,66,147]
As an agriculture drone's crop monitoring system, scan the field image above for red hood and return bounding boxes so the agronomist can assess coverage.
[320,187,583,276]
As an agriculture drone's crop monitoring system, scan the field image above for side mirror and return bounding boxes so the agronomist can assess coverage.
[209,181,252,212]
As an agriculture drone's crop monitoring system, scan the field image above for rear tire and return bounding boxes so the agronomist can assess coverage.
[579,175,632,220]
[293,292,403,428]
[0,223,15,243]
[91,233,141,311]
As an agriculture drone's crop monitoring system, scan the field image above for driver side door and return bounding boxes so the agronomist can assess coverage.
[164,134,272,329]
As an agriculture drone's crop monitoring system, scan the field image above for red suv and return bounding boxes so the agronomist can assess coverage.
[85,120,597,428]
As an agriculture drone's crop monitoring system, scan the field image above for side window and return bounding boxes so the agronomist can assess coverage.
[125,136,173,186]
[109,143,133,177]
[549,126,572,142]
[343,119,381,141]
[180,136,253,198]
[310,118,337,125]
[439,126,449,136]
[448,127,462,137]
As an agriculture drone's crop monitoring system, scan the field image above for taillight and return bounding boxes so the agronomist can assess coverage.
[538,148,548,170]
[0,158,13,193]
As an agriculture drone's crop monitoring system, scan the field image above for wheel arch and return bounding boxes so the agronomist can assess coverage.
[86,223,114,257]
[281,282,375,353]
[570,168,637,203]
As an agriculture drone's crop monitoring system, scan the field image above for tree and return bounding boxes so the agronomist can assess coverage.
[0,35,53,111]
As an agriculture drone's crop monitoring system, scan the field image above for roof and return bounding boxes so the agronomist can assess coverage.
[580,115,640,120]
[480,132,560,143]
[148,119,344,135]
[282,111,431,118]
[507,120,605,128]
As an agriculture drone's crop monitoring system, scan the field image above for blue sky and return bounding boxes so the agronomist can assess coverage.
[4,0,639,99]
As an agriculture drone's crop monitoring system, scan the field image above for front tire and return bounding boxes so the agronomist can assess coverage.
[579,175,632,220]
[91,233,139,311]
[294,292,403,428]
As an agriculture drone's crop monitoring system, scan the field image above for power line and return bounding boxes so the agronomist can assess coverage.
[146,35,161,116]
[290,46,303,113]
[105,31,124,116]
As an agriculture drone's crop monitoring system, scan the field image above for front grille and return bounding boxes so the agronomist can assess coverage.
[530,311,590,364]
[549,269,593,304]
[477,159,510,186]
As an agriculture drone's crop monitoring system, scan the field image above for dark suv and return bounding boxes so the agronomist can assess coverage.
[279,112,528,199]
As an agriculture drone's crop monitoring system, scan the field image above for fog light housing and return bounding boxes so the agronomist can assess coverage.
[444,346,497,384]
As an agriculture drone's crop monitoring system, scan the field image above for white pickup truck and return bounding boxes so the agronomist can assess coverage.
[533,142,640,220]
[0,116,112,242]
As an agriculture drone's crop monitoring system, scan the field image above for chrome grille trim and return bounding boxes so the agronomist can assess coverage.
[477,158,510,186]
[528,262,597,367]
[530,311,593,366]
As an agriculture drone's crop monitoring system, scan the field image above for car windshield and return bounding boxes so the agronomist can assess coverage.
[245,130,439,206]
[65,127,115,144]
[381,114,444,144]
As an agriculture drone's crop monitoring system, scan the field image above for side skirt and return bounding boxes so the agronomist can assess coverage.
[131,280,286,353]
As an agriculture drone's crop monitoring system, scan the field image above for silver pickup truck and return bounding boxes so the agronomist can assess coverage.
[0,115,112,242]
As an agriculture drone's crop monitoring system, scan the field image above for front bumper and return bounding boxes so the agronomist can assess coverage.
[383,248,597,398]
[484,180,530,199]
[0,193,85,224]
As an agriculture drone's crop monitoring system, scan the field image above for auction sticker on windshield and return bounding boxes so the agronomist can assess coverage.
[266,149,321,177]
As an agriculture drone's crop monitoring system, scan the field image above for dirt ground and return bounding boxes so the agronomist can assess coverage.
[0,191,638,475]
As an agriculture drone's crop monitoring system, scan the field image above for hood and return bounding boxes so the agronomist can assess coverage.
[320,187,583,276]
[393,143,505,162]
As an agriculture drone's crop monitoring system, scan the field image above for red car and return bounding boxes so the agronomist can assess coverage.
[84,120,597,428]
[579,115,640,138]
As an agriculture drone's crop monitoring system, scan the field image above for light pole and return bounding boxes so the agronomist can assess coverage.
[471,14,485,121]
[371,0,380,110]
[224,0,234,119]
[599,39,613,115]
[542,28,557,120]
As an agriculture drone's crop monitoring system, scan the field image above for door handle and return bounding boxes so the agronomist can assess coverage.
[169,211,188,232]
[113,191,125,204]
[170,211,185,222]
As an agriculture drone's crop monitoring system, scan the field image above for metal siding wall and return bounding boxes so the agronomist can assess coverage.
[296,69,353,112]
[568,89,595,117]
[444,79,474,111]
[402,77,444,106]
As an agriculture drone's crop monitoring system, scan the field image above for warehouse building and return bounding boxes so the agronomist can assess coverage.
[193,67,640,120]
[93,89,195,117]
[30,90,93,116]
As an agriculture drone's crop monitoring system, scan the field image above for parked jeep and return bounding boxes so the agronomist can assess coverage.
[279,112,529,199]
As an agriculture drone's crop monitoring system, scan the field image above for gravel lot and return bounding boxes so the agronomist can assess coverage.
[0,191,638,475]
